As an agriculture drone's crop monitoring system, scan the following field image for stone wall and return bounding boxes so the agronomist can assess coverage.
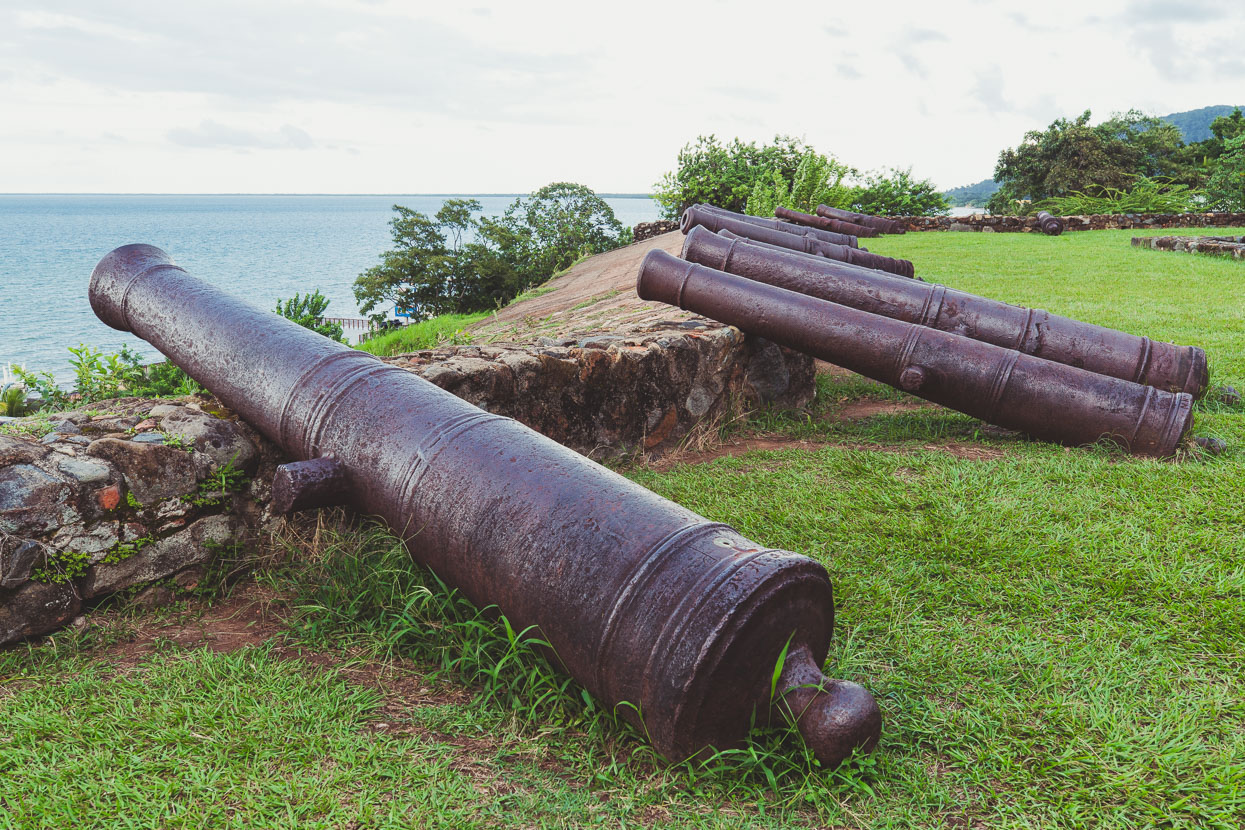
[1131,235,1245,259]
[900,212,1245,233]
[1,399,282,647]
[633,220,680,242]
[1,321,813,646]
[387,320,814,456]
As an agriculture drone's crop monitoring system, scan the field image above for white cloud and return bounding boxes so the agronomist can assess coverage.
[0,0,1242,193]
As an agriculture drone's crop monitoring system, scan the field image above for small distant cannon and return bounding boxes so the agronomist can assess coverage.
[816,205,906,235]
[686,204,859,248]
[681,227,1208,398]
[775,206,879,238]
[638,250,1196,457]
[680,204,914,278]
[1036,211,1066,236]
[715,229,917,279]
[90,244,882,766]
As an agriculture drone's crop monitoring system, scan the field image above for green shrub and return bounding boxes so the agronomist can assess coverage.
[274,290,346,342]
[1205,135,1245,211]
[745,150,854,217]
[1031,176,1205,215]
[850,167,950,217]
[653,134,808,219]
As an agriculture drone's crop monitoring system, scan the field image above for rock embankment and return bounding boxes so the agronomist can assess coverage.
[901,212,1245,233]
[1,399,283,646]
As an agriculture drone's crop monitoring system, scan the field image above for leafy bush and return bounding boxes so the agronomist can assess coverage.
[1031,177,1205,215]
[1205,135,1245,210]
[355,184,627,323]
[12,345,202,412]
[850,167,950,217]
[274,290,345,342]
[745,150,854,217]
[653,134,808,219]
[0,382,29,417]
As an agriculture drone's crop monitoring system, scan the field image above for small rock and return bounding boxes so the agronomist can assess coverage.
[1214,385,1241,407]
[159,410,257,471]
[133,419,158,432]
[1,539,43,589]
[1193,436,1228,456]
[0,464,72,534]
[86,438,197,504]
[130,433,167,444]
[80,514,242,598]
[51,420,82,435]
[55,456,111,485]
[0,581,81,646]
[96,484,123,511]
[148,404,183,418]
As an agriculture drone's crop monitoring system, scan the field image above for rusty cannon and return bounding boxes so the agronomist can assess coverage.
[1036,211,1066,236]
[681,204,914,278]
[89,244,882,766]
[774,206,880,239]
[686,204,860,248]
[638,250,1195,457]
[682,227,1209,398]
[716,229,917,280]
[816,205,906,235]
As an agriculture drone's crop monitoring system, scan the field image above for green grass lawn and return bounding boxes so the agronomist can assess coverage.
[2,229,1242,828]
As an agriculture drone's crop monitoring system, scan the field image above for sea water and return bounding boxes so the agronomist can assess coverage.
[0,194,661,382]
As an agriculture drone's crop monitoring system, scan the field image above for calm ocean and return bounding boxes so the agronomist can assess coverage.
[0,194,661,382]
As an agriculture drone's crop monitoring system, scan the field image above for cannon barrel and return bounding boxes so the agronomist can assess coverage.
[1035,211,1066,236]
[774,206,879,238]
[89,244,881,765]
[716,229,917,280]
[684,204,859,248]
[816,205,906,235]
[638,251,1194,457]
[683,227,1208,398]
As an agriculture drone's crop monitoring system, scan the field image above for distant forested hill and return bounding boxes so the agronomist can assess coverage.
[943,178,1000,207]
[1159,105,1245,143]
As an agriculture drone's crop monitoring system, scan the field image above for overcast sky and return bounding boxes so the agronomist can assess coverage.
[2,0,1243,194]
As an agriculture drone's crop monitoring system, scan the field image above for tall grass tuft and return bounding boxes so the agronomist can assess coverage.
[1033,176,1205,215]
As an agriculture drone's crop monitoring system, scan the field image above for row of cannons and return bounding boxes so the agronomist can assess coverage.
[86,202,1205,769]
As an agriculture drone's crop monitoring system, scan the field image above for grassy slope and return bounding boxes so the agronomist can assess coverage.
[2,229,1242,829]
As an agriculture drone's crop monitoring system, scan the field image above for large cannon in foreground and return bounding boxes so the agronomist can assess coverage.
[638,251,1195,458]
[90,244,881,766]
[682,227,1209,398]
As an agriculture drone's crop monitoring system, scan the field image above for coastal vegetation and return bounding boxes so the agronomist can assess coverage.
[988,107,1245,214]
[653,135,949,220]
[273,290,345,343]
[3,228,1240,827]
[353,183,630,324]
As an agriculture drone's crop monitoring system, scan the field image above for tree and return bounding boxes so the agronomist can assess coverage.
[1205,134,1245,210]
[274,290,345,342]
[851,168,949,217]
[744,150,854,217]
[497,182,627,278]
[653,134,808,219]
[354,185,628,323]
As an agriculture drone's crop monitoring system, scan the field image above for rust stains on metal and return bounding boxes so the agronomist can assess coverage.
[89,243,882,767]
[681,227,1209,398]
[638,250,1195,457]
[775,206,880,238]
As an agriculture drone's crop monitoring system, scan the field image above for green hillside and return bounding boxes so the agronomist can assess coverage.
[943,178,1000,207]
[1158,105,1245,142]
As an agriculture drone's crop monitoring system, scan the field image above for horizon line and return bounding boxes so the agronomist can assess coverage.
[0,191,658,198]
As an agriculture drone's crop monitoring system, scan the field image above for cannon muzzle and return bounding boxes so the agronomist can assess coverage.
[682,227,1208,398]
[89,244,881,766]
[775,206,880,238]
[1035,211,1066,236]
[683,204,859,248]
[638,250,1194,457]
[816,205,906,235]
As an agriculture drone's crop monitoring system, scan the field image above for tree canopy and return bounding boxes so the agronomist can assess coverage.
[354,185,629,323]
